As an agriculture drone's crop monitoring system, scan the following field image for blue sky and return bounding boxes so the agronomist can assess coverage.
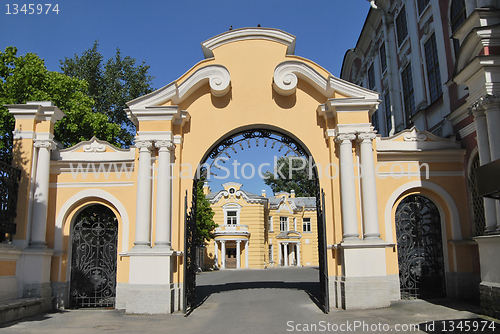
[1,0,371,195]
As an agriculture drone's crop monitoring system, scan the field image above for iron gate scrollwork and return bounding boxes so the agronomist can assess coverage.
[316,186,329,314]
[183,180,198,314]
[395,195,445,299]
[70,205,118,308]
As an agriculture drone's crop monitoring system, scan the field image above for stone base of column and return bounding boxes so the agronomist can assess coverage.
[331,241,396,310]
[330,274,399,310]
[445,271,480,299]
[474,234,500,318]
[19,248,54,312]
[51,281,69,309]
[121,249,179,314]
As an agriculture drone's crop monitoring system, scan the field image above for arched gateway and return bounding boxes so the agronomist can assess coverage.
[7,28,475,315]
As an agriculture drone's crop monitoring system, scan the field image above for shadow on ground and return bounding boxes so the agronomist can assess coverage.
[191,281,323,315]
[0,309,69,329]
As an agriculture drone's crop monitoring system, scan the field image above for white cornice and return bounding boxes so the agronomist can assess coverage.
[447,102,470,125]
[458,122,476,138]
[317,97,381,121]
[201,27,296,59]
[5,101,65,123]
[125,65,231,112]
[127,106,191,128]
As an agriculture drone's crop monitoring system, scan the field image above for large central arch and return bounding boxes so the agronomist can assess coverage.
[184,125,330,313]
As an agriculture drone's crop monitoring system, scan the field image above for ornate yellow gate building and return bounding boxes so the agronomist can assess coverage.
[2,28,476,314]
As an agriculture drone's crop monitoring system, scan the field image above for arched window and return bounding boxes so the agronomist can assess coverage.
[450,0,466,56]
[468,154,486,236]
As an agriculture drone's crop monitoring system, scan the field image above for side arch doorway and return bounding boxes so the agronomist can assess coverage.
[395,194,446,300]
[183,128,329,314]
[70,204,118,308]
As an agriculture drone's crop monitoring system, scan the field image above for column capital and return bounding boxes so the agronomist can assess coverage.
[335,133,356,144]
[236,240,241,244]
[220,240,226,244]
[357,132,377,143]
[135,140,153,152]
[469,94,500,115]
[155,140,175,152]
[33,139,56,150]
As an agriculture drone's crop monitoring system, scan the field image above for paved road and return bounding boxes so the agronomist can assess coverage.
[1,267,498,333]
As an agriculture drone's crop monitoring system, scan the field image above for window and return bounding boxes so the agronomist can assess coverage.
[268,216,273,231]
[384,92,392,135]
[379,43,387,73]
[368,64,376,90]
[280,217,288,232]
[417,0,430,15]
[424,33,442,104]
[468,155,486,236]
[269,244,274,263]
[227,211,237,225]
[450,0,466,56]
[396,7,408,46]
[303,218,311,233]
[401,63,416,124]
[293,218,297,231]
[372,110,380,133]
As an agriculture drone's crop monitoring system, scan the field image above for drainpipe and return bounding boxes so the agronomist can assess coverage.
[369,0,400,135]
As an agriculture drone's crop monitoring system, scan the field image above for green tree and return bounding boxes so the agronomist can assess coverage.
[0,46,121,162]
[60,41,155,147]
[262,156,317,197]
[195,180,217,246]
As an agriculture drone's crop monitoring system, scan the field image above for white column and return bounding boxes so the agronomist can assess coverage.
[134,140,153,248]
[214,240,219,269]
[279,243,282,266]
[30,139,55,247]
[357,132,381,239]
[221,240,226,269]
[473,110,497,233]
[245,240,249,268]
[296,243,301,267]
[335,133,360,240]
[284,243,289,267]
[236,240,241,269]
[154,141,175,248]
[483,99,500,231]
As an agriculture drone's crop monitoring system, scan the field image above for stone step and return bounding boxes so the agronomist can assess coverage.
[0,297,43,325]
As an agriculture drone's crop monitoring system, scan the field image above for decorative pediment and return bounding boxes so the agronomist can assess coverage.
[52,137,135,162]
[377,126,460,152]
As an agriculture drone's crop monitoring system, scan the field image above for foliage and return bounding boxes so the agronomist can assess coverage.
[0,46,121,162]
[262,156,317,197]
[195,179,217,246]
[60,41,155,147]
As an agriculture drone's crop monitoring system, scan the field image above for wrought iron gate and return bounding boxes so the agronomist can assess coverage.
[316,187,329,313]
[0,161,21,243]
[395,195,445,299]
[70,205,118,308]
[183,181,198,314]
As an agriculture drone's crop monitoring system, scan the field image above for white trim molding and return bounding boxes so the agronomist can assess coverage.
[54,189,130,254]
[125,65,231,112]
[201,27,296,59]
[274,61,380,101]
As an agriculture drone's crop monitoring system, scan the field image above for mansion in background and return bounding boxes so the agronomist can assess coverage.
[203,182,318,270]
